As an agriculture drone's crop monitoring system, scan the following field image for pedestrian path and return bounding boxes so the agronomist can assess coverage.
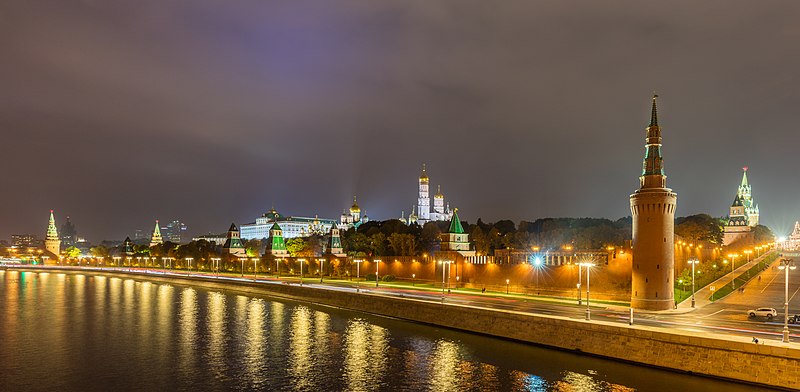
[678,252,772,309]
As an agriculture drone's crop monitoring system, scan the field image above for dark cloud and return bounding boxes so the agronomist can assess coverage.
[2,1,800,240]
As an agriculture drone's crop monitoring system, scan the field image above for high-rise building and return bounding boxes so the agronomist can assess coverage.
[60,216,78,248]
[45,210,61,256]
[629,95,677,311]
[161,220,188,243]
[11,234,38,248]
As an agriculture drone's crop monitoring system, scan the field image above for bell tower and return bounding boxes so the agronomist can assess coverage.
[630,95,677,311]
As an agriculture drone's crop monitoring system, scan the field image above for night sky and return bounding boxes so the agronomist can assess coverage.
[3,1,800,241]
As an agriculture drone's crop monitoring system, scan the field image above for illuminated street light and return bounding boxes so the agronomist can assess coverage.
[211,257,221,278]
[439,260,453,295]
[252,257,259,280]
[533,256,543,296]
[276,258,282,278]
[778,258,797,342]
[239,257,247,277]
[317,258,325,283]
[298,258,306,286]
[506,279,510,294]
[353,259,363,292]
[579,262,595,320]
[374,259,382,287]
[727,254,739,289]
[688,259,700,308]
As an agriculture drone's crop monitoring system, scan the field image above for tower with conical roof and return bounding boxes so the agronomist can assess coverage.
[122,236,134,256]
[265,223,288,257]
[45,210,61,257]
[418,164,431,223]
[629,95,677,311]
[433,185,445,215]
[723,167,759,245]
[222,223,247,256]
[327,223,346,257]
[440,208,470,251]
[150,220,163,247]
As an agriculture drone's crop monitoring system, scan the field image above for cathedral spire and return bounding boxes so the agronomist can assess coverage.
[46,210,59,240]
[649,93,658,127]
[45,210,61,257]
[741,166,749,187]
[150,220,163,247]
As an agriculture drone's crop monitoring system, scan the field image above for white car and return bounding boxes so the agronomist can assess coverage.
[747,308,777,319]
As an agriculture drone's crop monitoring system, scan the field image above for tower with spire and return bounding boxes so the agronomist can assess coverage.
[723,167,760,245]
[629,95,677,311]
[440,208,470,252]
[150,220,163,247]
[327,223,346,257]
[265,223,288,257]
[418,164,431,222]
[45,210,61,257]
[222,223,247,256]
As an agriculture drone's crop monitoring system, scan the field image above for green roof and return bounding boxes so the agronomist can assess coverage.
[449,209,465,234]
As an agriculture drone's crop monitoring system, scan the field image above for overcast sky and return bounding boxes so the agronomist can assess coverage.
[2,1,800,241]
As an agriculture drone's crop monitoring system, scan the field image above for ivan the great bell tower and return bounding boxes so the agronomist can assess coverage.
[630,95,677,311]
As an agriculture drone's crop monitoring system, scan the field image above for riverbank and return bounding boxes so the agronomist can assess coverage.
[11,266,799,390]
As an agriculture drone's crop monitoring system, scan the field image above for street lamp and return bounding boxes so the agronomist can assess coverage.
[354,259,363,292]
[506,279,510,294]
[317,258,325,283]
[239,257,247,277]
[276,258,282,278]
[440,260,453,295]
[113,256,121,267]
[298,258,306,286]
[580,262,595,320]
[727,254,739,289]
[211,257,221,278]
[412,273,416,286]
[688,259,700,308]
[185,257,193,276]
[252,257,259,281]
[533,256,543,296]
[374,259,382,287]
[744,249,752,262]
[576,262,583,305]
[778,258,797,342]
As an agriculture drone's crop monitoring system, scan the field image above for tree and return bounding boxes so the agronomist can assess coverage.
[471,226,489,255]
[90,245,110,258]
[752,225,775,244]
[286,238,307,257]
[64,246,81,258]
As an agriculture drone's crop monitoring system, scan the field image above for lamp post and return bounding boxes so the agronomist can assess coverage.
[412,273,416,286]
[727,253,739,289]
[211,257,221,278]
[239,257,246,277]
[688,259,700,308]
[113,256,121,268]
[506,279,510,294]
[354,259,363,292]
[533,256,543,296]
[276,258,281,278]
[440,260,453,295]
[778,258,796,343]
[580,262,595,320]
[298,258,306,286]
[374,259,382,287]
[577,263,583,305]
[253,257,259,281]
[317,258,325,283]
[185,257,193,276]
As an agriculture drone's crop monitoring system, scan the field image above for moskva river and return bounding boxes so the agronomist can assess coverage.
[0,270,764,391]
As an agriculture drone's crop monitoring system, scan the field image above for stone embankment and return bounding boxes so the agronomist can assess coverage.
[16,267,800,390]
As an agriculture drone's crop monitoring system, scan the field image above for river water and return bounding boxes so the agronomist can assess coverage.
[0,270,766,391]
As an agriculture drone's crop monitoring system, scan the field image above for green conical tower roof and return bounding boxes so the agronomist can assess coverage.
[448,208,465,234]
[46,210,59,240]
[741,167,749,187]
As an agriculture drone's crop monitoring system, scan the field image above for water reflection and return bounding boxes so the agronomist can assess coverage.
[178,287,198,381]
[429,339,462,391]
[343,319,389,392]
[244,298,267,388]
[289,305,313,391]
[206,291,227,381]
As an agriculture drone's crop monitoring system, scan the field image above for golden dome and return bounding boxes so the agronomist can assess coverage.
[419,163,429,183]
[350,196,361,213]
[434,185,444,198]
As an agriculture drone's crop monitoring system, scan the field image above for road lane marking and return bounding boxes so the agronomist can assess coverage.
[760,271,780,294]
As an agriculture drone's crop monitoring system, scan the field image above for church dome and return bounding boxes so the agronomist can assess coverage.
[350,196,361,213]
[419,164,429,183]
[434,185,444,199]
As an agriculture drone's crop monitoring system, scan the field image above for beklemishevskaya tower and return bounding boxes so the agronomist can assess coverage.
[630,95,677,311]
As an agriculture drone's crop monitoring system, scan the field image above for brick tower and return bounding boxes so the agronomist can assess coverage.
[630,95,677,311]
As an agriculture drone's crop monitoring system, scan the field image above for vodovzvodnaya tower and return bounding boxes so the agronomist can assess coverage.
[630,95,677,311]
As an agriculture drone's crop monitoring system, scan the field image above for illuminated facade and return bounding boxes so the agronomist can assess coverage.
[630,95,677,311]
[241,208,336,239]
[45,210,61,256]
[149,220,163,247]
[722,168,760,246]
[416,164,453,224]
[340,196,369,230]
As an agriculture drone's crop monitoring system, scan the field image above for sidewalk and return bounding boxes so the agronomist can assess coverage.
[677,252,771,309]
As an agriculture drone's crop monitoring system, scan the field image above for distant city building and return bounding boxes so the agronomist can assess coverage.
[11,234,39,248]
[150,220,163,247]
[629,95,677,311]
[45,210,61,256]
[723,168,760,246]
[161,220,187,243]
[339,197,369,230]
[783,221,800,250]
[133,229,147,241]
[192,234,227,245]
[60,216,78,248]
[241,208,335,239]
[222,223,247,257]
[416,164,453,225]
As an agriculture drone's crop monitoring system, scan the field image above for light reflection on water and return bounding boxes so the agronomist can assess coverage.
[0,270,767,392]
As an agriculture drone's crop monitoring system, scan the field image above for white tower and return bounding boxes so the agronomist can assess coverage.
[434,185,445,215]
[418,164,430,222]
